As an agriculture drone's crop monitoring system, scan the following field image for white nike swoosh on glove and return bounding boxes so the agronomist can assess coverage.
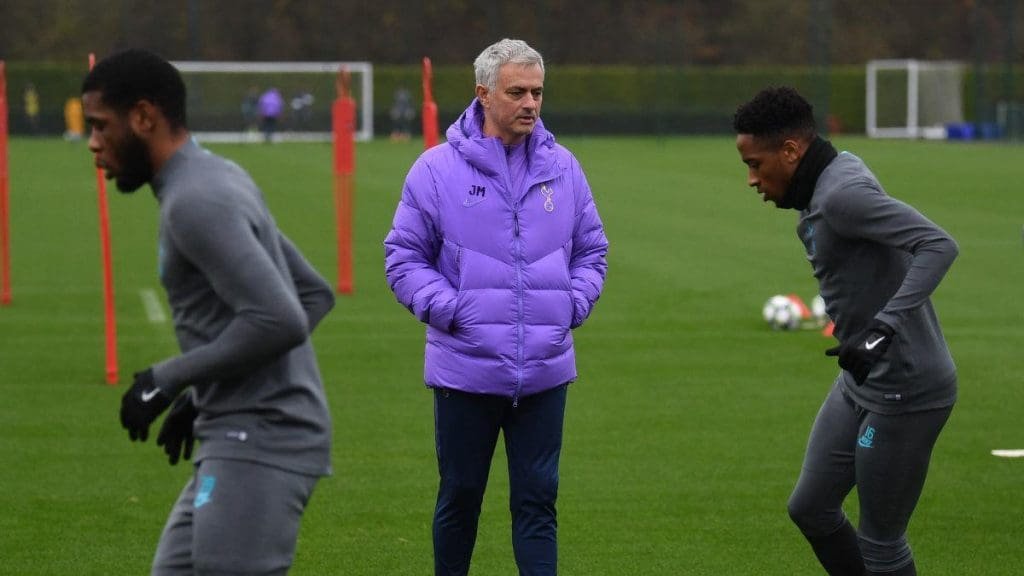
[864,336,886,350]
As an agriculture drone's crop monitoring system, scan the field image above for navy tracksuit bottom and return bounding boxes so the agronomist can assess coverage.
[432,384,567,576]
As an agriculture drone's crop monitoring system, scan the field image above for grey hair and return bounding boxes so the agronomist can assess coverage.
[474,39,544,91]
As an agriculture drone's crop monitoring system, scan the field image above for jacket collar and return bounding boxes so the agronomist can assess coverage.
[446,99,559,182]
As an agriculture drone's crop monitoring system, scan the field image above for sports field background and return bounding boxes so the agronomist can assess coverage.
[0,135,1020,575]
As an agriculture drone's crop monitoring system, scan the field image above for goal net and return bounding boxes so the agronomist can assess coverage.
[996,101,1024,141]
[866,60,964,139]
[170,61,374,142]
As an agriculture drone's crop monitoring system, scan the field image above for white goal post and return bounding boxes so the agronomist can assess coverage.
[866,59,964,139]
[171,61,374,142]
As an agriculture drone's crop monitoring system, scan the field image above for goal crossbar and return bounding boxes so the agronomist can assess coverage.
[171,61,374,142]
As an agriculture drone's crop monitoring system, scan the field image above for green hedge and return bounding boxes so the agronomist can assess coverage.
[4,61,1022,137]
[376,64,867,135]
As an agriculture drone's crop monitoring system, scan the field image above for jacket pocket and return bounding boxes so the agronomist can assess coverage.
[562,241,577,328]
[440,238,463,289]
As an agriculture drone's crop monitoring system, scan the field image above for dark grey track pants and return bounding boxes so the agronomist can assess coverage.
[152,458,319,576]
[788,380,952,573]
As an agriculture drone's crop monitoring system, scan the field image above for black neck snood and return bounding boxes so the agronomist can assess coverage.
[779,136,838,211]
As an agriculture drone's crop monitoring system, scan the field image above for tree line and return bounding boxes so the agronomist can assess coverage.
[0,0,1019,67]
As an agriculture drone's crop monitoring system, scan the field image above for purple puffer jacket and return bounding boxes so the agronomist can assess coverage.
[384,99,608,401]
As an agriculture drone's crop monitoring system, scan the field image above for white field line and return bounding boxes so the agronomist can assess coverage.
[991,449,1024,458]
[139,289,167,324]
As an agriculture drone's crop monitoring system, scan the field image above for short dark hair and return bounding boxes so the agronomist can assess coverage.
[732,86,816,145]
[81,49,187,130]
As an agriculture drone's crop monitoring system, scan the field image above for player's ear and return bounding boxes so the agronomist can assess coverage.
[781,138,802,165]
[129,100,158,135]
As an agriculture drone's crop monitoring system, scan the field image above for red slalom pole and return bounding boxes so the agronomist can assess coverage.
[422,57,439,150]
[332,67,355,294]
[333,174,353,294]
[0,60,11,305]
[89,53,119,384]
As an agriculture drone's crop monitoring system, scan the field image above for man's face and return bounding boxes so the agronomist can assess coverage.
[735,133,798,206]
[478,63,544,145]
[82,91,153,193]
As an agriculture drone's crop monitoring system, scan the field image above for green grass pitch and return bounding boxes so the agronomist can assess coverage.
[0,135,1021,575]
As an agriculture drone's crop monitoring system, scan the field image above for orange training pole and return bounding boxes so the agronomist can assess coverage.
[0,60,11,305]
[332,67,355,294]
[422,57,439,150]
[89,53,119,384]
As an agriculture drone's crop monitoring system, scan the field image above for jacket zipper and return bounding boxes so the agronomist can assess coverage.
[511,176,555,408]
[512,206,523,408]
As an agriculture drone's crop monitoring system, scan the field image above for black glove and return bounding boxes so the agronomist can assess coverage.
[119,368,172,442]
[157,392,198,465]
[825,319,895,386]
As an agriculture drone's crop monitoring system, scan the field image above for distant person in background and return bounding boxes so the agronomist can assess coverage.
[385,38,608,576]
[63,96,85,141]
[733,86,958,576]
[290,90,314,130]
[81,49,334,576]
[241,85,260,135]
[258,86,285,143]
[23,82,40,134]
[389,87,415,141]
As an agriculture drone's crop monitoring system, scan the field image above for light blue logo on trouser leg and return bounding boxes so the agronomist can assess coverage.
[858,426,875,449]
[194,475,216,508]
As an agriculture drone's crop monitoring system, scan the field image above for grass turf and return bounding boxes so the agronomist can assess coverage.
[0,135,1021,574]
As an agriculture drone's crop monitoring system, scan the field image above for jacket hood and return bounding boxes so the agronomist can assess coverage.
[445,98,558,180]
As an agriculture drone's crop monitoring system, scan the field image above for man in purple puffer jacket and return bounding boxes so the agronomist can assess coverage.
[384,38,608,576]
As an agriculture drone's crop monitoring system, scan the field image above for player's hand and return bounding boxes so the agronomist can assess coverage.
[825,319,895,386]
[156,392,198,465]
[119,368,171,442]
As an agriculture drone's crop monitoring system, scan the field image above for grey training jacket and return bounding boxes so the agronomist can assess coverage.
[150,139,333,476]
[798,151,958,415]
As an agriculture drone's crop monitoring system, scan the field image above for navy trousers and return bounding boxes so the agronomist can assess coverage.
[432,384,568,576]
